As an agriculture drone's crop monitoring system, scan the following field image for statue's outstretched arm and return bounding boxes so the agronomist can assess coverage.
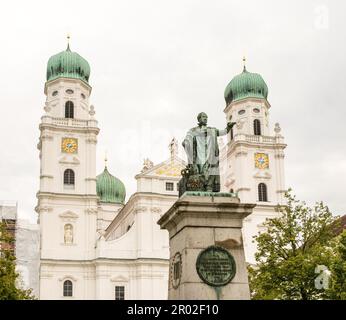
[218,115,236,136]
[218,128,228,136]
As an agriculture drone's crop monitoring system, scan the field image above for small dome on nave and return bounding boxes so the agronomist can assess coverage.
[96,167,126,204]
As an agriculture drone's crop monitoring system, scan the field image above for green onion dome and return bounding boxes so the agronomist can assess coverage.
[96,167,126,204]
[224,66,268,105]
[46,45,90,83]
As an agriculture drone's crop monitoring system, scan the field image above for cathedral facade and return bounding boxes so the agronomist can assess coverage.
[36,46,286,299]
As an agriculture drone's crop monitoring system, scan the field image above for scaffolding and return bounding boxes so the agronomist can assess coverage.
[0,201,18,254]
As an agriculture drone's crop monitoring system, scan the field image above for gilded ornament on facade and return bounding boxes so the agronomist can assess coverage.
[155,164,183,177]
[254,153,269,169]
[61,138,78,153]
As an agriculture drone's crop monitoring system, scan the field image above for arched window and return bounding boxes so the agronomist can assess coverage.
[230,127,234,140]
[63,280,73,297]
[64,169,75,186]
[64,224,73,244]
[254,119,261,135]
[258,183,268,202]
[65,101,74,119]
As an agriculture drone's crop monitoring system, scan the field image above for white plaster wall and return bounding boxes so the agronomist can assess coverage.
[45,79,91,120]
[40,258,168,300]
[40,205,97,261]
[40,262,96,300]
[225,99,270,136]
[137,176,180,195]
[97,203,123,232]
[39,129,98,195]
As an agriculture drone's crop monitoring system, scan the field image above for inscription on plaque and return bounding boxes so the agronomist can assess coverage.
[196,246,236,287]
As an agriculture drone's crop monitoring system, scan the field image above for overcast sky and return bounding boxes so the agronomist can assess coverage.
[0,0,345,222]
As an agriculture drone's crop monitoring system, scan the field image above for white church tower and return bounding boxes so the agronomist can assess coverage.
[36,42,100,298]
[220,60,287,264]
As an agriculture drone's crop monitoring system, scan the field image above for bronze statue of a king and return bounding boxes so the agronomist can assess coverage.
[179,112,235,196]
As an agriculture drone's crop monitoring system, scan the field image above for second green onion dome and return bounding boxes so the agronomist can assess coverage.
[224,66,268,105]
[46,44,90,84]
[96,167,126,204]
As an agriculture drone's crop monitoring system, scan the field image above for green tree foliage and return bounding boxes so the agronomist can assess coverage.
[248,190,338,300]
[0,222,35,300]
[327,230,346,299]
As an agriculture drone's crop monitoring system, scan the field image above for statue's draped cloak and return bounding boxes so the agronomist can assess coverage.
[183,126,227,176]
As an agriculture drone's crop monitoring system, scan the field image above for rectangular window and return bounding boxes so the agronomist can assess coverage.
[166,182,174,191]
[115,286,125,300]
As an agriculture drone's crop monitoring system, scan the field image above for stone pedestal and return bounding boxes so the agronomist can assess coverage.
[157,192,255,300]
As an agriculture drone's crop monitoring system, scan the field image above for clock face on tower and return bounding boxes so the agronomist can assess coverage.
[255,153,269,169]
[61,138,78,153]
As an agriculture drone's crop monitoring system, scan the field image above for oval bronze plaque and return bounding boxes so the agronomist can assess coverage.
[171,252,182,289]
[196,246,236,287]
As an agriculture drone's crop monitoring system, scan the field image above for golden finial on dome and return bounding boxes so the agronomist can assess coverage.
[104,151,108,168]
[243,56,246,71]
[66,33,71,51]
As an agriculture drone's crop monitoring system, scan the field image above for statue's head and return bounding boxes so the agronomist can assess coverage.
[197,112,208,126]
